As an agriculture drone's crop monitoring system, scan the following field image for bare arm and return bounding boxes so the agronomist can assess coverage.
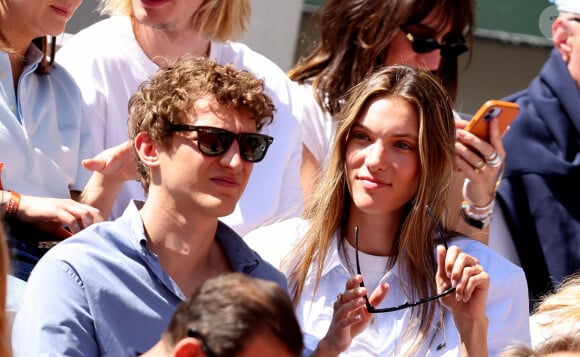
[301,145,321,204]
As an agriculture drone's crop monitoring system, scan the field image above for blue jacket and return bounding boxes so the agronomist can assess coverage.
[498,49,580,303]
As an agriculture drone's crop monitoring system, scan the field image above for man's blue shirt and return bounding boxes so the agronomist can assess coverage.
[12,201,287,356]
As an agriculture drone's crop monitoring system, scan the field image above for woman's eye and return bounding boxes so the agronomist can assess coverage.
[395,141,412,150]
[352,131,370,141]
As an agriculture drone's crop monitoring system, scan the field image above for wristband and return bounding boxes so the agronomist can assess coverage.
[462,178,495,211]
[6,190,20,219]
[461,202,492,229]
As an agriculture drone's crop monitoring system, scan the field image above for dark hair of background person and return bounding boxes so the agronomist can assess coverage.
[289,0,474,115]
[163,273,303,356]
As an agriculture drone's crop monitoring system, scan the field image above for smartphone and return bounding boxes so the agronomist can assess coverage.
[464,100,519,141]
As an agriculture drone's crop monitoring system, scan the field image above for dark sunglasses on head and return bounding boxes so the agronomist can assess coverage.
[401,27,469,57]
[355,205,456,313]
[169,124,273,163]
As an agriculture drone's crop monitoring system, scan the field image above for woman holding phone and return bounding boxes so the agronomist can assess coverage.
[290,0,505,239]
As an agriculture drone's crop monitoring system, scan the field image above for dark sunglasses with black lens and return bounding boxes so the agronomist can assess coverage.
[355,205,456,313]
[401,27,469,58]
[169,124,274,163]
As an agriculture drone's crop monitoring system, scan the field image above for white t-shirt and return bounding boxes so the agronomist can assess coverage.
[246,217,531,356]
[298,81,337,168]
[56,16,304,235]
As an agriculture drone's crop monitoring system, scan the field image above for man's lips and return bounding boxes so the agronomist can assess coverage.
[211,176,241,188]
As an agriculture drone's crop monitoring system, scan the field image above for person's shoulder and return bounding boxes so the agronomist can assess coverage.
[57,16,133,61]
[42,219,132,267]
[450,237,524,277]
[244,217,309,269]
[214,41,289,82]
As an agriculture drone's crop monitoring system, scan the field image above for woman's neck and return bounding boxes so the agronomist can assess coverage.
[132,16,210,64]
[345,210,403,256]
[1,20,32,90]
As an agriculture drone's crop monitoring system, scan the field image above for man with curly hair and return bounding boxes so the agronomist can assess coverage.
[12,56,287,357]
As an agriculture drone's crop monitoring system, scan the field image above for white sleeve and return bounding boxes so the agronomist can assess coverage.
[298,83,336,165]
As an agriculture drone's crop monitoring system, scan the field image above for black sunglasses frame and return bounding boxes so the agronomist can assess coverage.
[401,27,469,58]
[355,205,456,313]
[188,329,217,357]
[169,124,273,163]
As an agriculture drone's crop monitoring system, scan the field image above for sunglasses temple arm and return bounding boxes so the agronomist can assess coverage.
[424,205,449,250]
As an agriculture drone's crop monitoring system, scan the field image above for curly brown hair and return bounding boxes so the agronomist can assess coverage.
[128,56,275,193]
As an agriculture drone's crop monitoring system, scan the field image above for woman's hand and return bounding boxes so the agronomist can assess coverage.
[436,244,489,357]
[314,275,389,356]
[82,140,137,181]
[454,117,505,207]
[16,195,104,237]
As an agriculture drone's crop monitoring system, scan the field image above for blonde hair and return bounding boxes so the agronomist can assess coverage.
[285,65,456,355]
[533,273,580,333]
[98,0,251,41]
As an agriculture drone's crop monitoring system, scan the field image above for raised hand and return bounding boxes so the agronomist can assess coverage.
[436,244,489,357]
[455,117,505,208]
[82,140,137,181]
[314,275,389,356]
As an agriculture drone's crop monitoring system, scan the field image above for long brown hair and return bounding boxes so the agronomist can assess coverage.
[289,0,474,115]
[285,65,456,354]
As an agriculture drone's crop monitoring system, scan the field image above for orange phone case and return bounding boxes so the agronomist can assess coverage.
[464,100,519,141]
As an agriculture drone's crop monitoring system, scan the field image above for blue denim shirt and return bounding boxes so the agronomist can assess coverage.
[12,201,287,356]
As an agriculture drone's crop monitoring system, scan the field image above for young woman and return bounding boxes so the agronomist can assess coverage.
[291,0,504,240]
[0,1,128,281]
[247,66,529,355]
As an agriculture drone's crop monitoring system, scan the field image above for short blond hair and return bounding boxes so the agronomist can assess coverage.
[99,0,250,41]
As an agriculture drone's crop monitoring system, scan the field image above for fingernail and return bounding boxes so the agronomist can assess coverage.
[451,279,458,287]
[455,293,461,301]
[354,314,362,321]
[463,295,469,302]
[357,297,364,305]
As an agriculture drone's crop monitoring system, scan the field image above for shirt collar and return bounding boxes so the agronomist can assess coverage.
[125,201,260,274]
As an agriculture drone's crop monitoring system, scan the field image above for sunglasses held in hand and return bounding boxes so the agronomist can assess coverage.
[170,124,274,163]
[401,27,469,57]
[355,205,456,313]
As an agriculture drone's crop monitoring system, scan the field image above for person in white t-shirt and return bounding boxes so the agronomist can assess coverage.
[246,65,530,356]
[57,0,303,235]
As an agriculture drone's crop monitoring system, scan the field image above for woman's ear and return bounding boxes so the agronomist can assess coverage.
[553,17,573,62]
[134,132,160,168]
[173,337,205,357]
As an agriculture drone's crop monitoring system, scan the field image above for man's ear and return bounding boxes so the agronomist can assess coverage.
[173,337,205,357]
[135,132,160,168]
[553,17,573,62]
